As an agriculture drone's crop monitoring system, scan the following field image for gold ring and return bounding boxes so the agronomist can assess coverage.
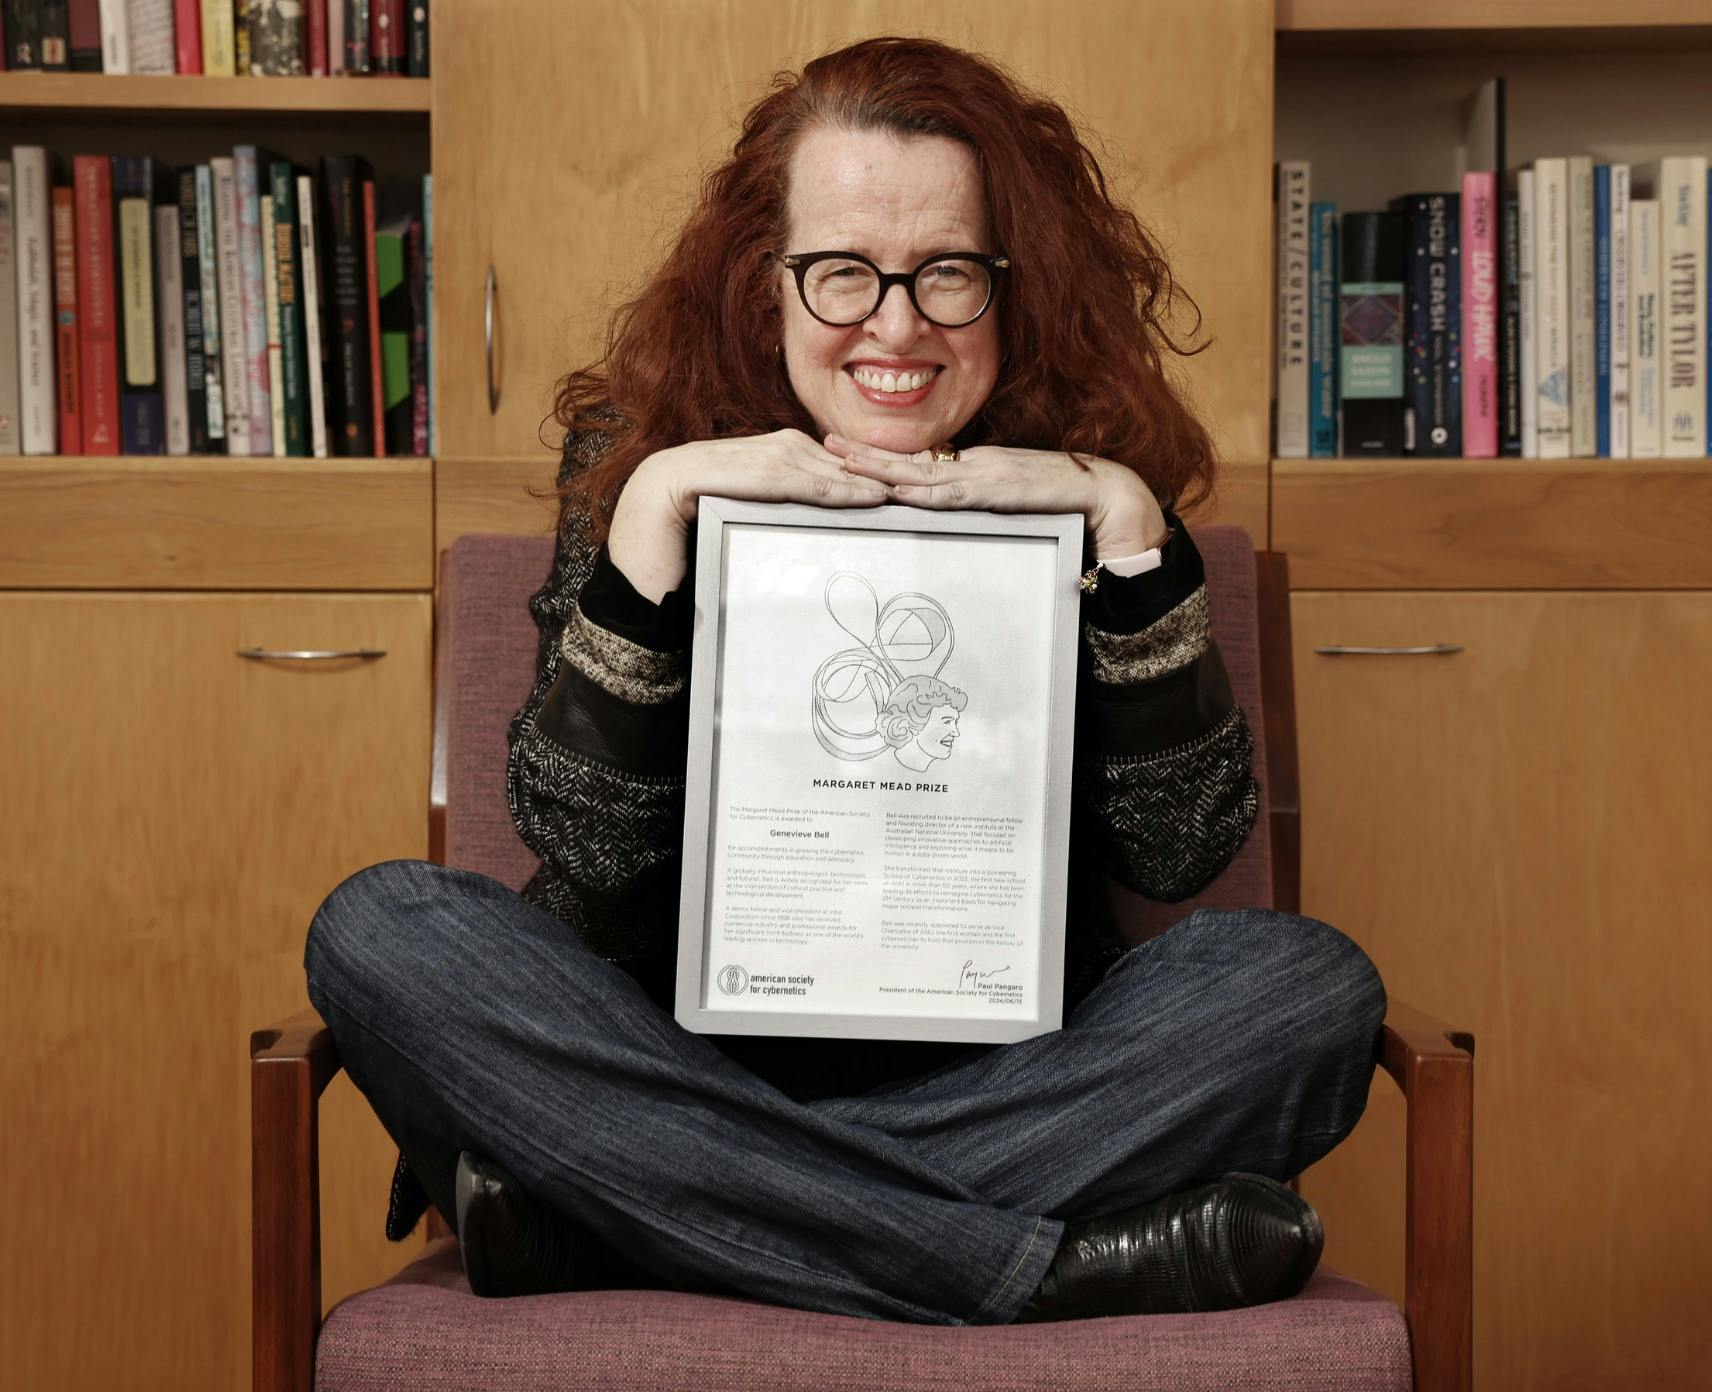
[930,443,959,462]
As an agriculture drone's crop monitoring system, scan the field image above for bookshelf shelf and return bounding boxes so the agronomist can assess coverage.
[0,455,433,590]
[1278,0,1712,34]
[1272,456,1712,589]
[0,72,429,117]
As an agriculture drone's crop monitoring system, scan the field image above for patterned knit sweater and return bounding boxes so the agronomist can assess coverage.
[500,426,1261,1102]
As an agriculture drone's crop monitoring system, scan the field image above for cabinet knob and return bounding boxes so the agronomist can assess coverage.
[486,264,500,415]
[235,648,389,662]
[1313,644,1464,656]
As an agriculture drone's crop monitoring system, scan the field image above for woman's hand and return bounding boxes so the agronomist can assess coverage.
[825,434,1171,559]
[608,430,889,602]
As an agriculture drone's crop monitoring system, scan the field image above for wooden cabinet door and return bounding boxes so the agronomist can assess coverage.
[1,593,431,1392]
[432,0,1273,534]
[1292,591,1712,1392]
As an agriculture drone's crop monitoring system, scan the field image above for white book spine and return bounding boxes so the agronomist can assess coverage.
[0,162,18,456]
[1519,170,1537,459]
[1630,199,1662,458]
[14,147,56,455]
[297,173,330,459]
[99,0,131,74]
[1567,156,1596,456]
[155,204,190,455]
[1643,157,1708,457]
[195,165,225,443]
[1535,159,1572,460]
[212,159,251,455]
[1609,165,1631,458]
[126,0,175,74]
[260,193,287,457]
[1274,162,1311,458]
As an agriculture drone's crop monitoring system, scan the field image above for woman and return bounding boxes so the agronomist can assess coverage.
[304,36,1385,1326]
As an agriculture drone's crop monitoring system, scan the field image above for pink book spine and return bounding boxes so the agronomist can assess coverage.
[175,0,204,72]
[1461,170,1499,458]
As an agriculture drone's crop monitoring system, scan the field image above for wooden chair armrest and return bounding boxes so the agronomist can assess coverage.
[1378,998,1475,1392]
[251,1007,343,1392]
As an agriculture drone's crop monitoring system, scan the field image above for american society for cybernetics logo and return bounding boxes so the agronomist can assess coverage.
[717,964,749,997]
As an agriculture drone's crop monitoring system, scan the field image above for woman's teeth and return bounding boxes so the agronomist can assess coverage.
[851,366,936,393]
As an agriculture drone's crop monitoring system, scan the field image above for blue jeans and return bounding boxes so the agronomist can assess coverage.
[303,859,1385,1326]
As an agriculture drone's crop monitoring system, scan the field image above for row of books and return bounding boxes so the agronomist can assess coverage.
[2,0,428,77]
[0,145,434,458]
[1274,156,1710,460]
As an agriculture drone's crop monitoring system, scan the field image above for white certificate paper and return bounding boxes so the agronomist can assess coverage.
[675,501,1081,1044]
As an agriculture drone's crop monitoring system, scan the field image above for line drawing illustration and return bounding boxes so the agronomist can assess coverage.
[812,571,969,771]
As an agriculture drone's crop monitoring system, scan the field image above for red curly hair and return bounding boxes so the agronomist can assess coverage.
[548,35,1216,537]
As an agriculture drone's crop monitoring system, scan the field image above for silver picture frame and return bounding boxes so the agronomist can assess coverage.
[674,498,1083,1044]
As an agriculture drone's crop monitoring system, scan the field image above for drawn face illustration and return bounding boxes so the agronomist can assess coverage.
[914,705,960,762]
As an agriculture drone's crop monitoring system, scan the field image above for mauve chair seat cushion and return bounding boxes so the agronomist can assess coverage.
[315,1240,1411,1392]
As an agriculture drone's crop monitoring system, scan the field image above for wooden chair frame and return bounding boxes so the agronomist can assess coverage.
[252,547,1474,1392]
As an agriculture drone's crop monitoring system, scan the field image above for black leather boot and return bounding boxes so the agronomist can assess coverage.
[454,1150,593,1298]
[1015,1172,1324,1321]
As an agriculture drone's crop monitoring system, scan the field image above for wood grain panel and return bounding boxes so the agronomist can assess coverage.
[1279,0,1712,32]
[433,0,1271,536]
[436,454,563,556]
[1292,591,1712,1392]
[0,72,430,114]
[1272,458,1712,588]
[0,593,431,1391]
[0,457,433,590]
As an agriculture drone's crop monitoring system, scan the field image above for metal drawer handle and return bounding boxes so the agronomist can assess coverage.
[236,648,388,662]
[485,264,500,415]
[1314,644,1464,657]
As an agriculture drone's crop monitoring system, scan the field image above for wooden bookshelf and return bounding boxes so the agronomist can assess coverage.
[1278,1,1712,55]
[0,72,429,116]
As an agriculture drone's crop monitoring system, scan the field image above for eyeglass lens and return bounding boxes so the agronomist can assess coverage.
[803,258,992,327]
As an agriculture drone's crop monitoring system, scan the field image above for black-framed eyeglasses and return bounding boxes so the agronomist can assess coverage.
[772,250,1011,328]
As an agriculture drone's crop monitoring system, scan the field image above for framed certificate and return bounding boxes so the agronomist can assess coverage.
[674,498,1083,1045]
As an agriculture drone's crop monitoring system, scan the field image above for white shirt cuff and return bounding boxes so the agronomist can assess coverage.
[1097,543,1167,577]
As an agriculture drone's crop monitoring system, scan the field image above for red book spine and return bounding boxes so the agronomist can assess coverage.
[174,0,203,73]
[52,186,83,455]
[370,0,405,74]
[362,179,385,456]
[74,156,119,456]
[307,0,327,75]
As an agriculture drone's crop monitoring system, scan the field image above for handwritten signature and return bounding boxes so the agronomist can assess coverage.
[958,959,1012,990]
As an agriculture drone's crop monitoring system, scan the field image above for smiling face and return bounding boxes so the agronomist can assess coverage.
[779,125,1002,453]
[913,704,961,762]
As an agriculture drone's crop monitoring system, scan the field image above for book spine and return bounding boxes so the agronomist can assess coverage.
[7,0,42,68]
[1568,156,1596,456]
[307,0,327,74]
[113,155,163,454]
[41,0,71,68]
[1339,211,1406,456]
[370,0,403,73]
[1518,170,1537,458]
[1394,192,1462,455]
[74,155,120,454]
[1595,165,1611,456]
[296,172,329,458]
[1501,190,1523,454]
[52,186,83,455]
[1661,159,1707,457]
[68,0,104,70]
[269,163,309,456]
[363,178,384,454]
[194,163,225,445]
[375,218,410,455]
[212,158,250,454]
[98,0,130,73]
[0,165,18,455]
[423,171,433,456]
[1273,162,1310,458]
[200,0,234,74]
[328,0,344,75]
[406,0,426,77]
[176,168,208,452]
[234,0,250,75]
[155,202,189,454]
[128,0,175,73]
[260,192,286,455]
[15,148,59,453]
[173,0,201,71]
[1610,165,1631,458]
[1534,159,1571,460]
[249,0,307,75]
[1308,201,1337,456]
[1630,198,1662,458]
[1462,172,1498,458]
[234,146,274,454]
[345,0,369,73]
[407,213,427,455]
[320,157,375,456]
